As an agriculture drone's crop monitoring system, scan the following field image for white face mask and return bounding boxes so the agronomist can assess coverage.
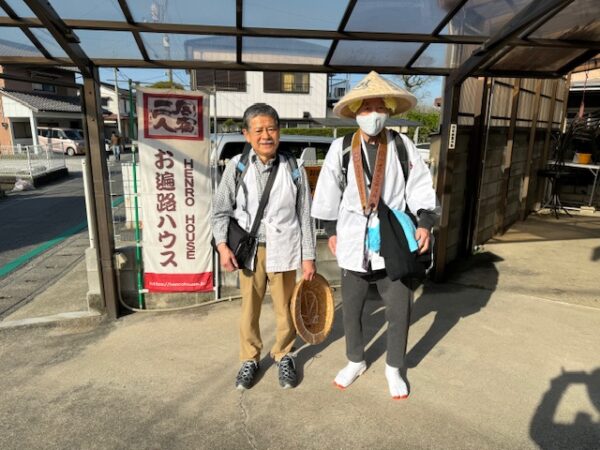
[355,112,388,136]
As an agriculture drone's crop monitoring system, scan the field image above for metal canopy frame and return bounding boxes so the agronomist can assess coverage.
[0,0,596,79]
[1,0,598,312]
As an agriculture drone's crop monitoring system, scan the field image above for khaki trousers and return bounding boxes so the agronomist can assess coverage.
[238,246,297,362]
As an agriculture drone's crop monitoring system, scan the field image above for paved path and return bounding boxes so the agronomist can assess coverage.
[0,282,598,449]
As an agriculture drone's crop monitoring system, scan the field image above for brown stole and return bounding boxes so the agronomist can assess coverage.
[351,131,388,216]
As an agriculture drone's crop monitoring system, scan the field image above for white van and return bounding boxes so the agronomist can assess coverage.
[37,127,86,156]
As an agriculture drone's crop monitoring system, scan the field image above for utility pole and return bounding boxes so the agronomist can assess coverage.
[128,78,135,141]
[152,0,173,85]
[114,67,122,137]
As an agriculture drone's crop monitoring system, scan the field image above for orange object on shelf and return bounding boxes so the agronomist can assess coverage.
[574,153,592,164]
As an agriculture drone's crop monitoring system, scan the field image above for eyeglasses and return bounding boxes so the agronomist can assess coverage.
[250,126,279,136]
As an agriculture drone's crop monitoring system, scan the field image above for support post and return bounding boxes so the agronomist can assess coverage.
[461,77,491,254]
[433,81,461,281]
[496,78,522,234]
[520,79,543,220]
[81,67,120,319]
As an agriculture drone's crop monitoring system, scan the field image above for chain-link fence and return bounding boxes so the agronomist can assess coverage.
[0,143,66,178]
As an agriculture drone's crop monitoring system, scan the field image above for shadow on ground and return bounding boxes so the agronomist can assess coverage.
[295,251,500,378]
[530,368,600,450]
[406,252,500,367]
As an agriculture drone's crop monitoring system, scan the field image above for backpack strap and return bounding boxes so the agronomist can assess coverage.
[340,132,354,191]
[341,130,410,189]
[234,143,252,198]
[279,150,301,190]
[389,129,409,181]
[234,146,301,199]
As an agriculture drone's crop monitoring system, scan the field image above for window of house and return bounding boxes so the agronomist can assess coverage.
[101,97,110,107]
[13,122,32,138]
[32,83,56,93]
[195,70,246,92]
[334,86,346,97]
[264,72,310,94]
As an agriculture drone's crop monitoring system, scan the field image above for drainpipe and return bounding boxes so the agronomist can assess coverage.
[114,68,122,137]
[29,112,39,150]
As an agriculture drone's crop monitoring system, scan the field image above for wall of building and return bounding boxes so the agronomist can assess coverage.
[206,72,328,122]
[0,66,77,97]
[0,96,14,150]
[438,76,568,265]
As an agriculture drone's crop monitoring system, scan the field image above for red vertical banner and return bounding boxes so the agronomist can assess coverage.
[137,88,212,292]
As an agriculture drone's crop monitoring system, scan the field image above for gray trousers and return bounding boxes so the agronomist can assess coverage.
[341,269,411,368]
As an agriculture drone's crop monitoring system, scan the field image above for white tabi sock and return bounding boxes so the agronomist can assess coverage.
[385,364,409,399]
[333,360,367,389]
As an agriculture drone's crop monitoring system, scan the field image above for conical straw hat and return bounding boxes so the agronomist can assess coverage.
[290,273,335,345]
[333,71,417,118]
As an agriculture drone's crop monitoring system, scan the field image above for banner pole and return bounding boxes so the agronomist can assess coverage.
[132,147,145,309]
[212,85,221,301]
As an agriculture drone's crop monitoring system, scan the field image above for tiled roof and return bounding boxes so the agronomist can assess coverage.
[0,89,81,113]
[0,38,40,58]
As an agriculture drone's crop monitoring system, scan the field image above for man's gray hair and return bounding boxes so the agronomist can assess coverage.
[242,103,280,130]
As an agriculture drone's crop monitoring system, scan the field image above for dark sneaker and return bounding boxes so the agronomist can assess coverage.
[277,355,297,389]
[235,360,259,390]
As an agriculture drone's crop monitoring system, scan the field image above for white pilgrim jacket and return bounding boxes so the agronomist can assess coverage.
[311,129,439,272]
[233,153,302,273]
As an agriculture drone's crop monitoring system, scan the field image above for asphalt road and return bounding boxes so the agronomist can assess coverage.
[0,157,87,270]
[0,155,126,318]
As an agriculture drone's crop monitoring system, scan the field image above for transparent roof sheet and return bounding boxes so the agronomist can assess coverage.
[48,0,125,21]
[331,41,421,67]
[444,0,534,36]
[531,0,600,41]
[0,27,41,57]
[243,38,331,64]
[492,46,587,72]
[142,34,236,62]
[346,0,463,34]
[244,0,349,31]
[413,44,460,69]
[76,30,142,60]
[30,28,68,58]
[130,0,236,27]
[0,0,595,76]
[2,0,35,18]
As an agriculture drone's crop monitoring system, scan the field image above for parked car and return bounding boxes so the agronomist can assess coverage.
[415,142,431,163]
[37,127,86,156]
[211,133,334,186]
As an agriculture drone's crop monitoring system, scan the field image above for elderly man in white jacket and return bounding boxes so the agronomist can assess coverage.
[311,71,439,400]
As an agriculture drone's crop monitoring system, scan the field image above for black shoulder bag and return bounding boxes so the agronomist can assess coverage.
[358,144,427,283]
[227,156,279,270]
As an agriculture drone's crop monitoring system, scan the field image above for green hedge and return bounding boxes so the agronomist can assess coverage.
[279,111,440,143]
[280,127,358,138]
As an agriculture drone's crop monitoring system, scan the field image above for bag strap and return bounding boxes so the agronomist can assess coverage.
[249,156,279,237]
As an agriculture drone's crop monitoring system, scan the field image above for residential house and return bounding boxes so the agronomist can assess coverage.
[100,82,135,141]
[186,37,328,130]
[0,64,81,150]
